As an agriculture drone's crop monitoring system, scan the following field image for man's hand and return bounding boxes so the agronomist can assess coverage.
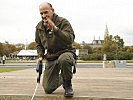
[43,17,58,32]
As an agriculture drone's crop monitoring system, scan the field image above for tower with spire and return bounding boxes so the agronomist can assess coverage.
[86,24,110,48]
[104,24,109,40]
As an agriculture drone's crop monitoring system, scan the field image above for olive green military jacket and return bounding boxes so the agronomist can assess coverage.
[35,14,75,60]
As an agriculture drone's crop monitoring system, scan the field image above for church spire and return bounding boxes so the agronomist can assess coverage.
[104,24,109,40]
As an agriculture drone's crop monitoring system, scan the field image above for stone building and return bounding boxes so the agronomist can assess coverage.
[89,24,109,48]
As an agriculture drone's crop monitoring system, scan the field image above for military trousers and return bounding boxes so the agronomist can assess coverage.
[42,52,75,94]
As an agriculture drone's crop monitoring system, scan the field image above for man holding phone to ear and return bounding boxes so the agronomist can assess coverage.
[35,2,76,97]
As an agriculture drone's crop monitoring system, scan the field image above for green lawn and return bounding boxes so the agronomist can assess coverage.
[0,68,25,73]
[127,60,133,63]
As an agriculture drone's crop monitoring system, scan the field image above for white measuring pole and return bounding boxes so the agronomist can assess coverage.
[31,83,39,100]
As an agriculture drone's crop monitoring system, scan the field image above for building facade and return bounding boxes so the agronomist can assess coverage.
[82,24,109,48]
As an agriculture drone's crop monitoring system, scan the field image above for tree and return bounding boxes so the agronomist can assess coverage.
[2,43,17,56]
[102,43,111,53]
[102,35,124,53]
[113,35,124,49]
[123,46,133,53]
[15,43,25,50]
[82,44,93,54]
[0,42,4,56]
[117,51,133,60]
[72,42,81,49]
[93,47,102,54]
[27,42,37,50]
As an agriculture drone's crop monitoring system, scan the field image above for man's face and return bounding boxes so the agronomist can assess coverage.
[39,4,54,20]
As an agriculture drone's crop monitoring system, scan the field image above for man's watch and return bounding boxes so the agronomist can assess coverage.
[53,25,59,32]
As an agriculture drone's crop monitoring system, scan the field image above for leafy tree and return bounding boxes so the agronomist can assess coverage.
[123,46,133,53]
[27,42,37,50]
[117,51,133,60]
[82,44,93,54]
[0,42,4,56]
[72,42,81,49]
[93,47,102,53]
[105,52,116,60]
[15,43,25,51]
[102,43,112,53]
[81,53,103,60]
[113,35,124,49]
[103,35,124,53]
[2,43,17,56]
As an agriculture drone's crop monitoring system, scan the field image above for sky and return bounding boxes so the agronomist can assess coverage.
[0,0,133,46]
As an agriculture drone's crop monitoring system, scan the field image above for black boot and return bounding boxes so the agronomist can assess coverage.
[63,80,74,97]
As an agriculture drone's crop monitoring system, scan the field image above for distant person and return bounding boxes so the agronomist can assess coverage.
[2,55,6,64]
[35,2,76,97]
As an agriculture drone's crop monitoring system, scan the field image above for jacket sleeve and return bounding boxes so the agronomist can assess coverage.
[35,29,45,58]
[54,19,75,44]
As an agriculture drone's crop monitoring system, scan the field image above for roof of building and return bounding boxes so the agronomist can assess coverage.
[17,50,37,56]
[92,40,104,44]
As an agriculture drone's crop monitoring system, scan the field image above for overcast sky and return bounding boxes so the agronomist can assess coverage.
[0,0,133,46]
